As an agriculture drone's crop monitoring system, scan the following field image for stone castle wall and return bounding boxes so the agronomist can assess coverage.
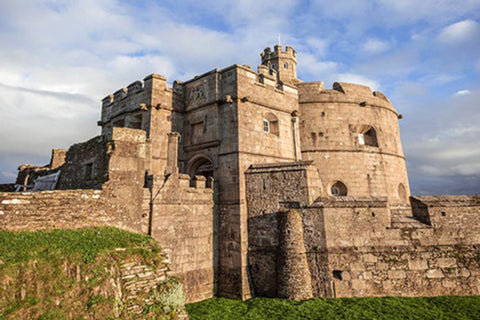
[326,244,480,298]
[100,74,174,176]
[0,127,215,303]
[0,190,114,231]
[148,173,215,302]
[168,63,302,299]
[244,162,480,299]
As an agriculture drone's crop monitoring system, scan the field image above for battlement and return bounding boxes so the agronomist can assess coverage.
[261,45,297,60]
[298,81,396,113]
[233,64,297,94]
[260,45,298,84]
[102,73,168,107]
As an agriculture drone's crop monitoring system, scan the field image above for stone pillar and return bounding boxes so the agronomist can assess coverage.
[277,209,313,300]
[165,132,180,176]
[291,111,300,161]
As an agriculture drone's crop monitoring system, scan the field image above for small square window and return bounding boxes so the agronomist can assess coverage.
[333,270,343,280]
[263,119,270,133]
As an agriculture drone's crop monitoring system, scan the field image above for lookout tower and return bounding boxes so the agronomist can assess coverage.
[260,45,297,84]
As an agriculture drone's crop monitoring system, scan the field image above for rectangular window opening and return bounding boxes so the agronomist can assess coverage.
[85,163,93,181]
[263,119,270,133]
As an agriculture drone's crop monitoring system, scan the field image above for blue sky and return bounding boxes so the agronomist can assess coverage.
[0,0,479,194]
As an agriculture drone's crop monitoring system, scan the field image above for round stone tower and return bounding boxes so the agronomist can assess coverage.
[297,81,411,208]
[277,209,313,300]
[260,45,297,84]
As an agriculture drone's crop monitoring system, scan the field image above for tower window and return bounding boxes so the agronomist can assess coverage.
[330,181,348,196]
[283,63,288,69]
[398,183,407,201]
[357,125,378,147]
[263,113,279,136]
[271,63,276,70]
[84,163,93,181]
[129,113,143,130]
[263,119,270,133]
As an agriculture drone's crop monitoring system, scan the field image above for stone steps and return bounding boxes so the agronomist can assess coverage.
[390,215,431,229]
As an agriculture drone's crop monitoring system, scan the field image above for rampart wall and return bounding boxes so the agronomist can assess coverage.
[148,173,215,302]
[244,162,480,299]
[0,190,114,231]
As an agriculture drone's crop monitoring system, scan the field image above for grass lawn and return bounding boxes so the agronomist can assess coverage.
[0,226,158,265]
[186,296,480,320]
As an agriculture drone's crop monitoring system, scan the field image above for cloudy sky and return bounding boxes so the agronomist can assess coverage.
[0,0,479,195]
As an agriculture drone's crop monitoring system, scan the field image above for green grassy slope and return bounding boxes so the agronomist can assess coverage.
[0,227,180,320]
[186,296,480,320]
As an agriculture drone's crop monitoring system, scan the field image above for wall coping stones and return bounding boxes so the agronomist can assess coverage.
[310,196,388,208]
[411,195,480,207]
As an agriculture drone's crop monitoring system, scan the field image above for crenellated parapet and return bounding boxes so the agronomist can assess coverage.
[260,45,298,84]
[100,74,172,137]
[260,45,297,64]
[297,81,397,115]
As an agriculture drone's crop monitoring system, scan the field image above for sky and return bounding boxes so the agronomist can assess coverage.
[0,0,479,195]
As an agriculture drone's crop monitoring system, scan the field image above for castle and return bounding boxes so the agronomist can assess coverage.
[1,45,479,302]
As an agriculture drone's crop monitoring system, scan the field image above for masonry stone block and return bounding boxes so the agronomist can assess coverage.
[408,259,428,270]
[351,279,366,291]
[388,270,406,279]
[426,269,444,279]
[438,258,457,268]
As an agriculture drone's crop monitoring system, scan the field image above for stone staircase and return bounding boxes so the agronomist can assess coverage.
[390,215,431,229]
[389,205,431,229]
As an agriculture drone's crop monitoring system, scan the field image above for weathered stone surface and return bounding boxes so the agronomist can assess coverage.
[351,279,366,291]
[388,270,406,279]
[409,259,428,270]
[426,269,445,279]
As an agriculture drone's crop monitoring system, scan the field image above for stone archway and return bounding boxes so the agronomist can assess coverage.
[187,155,214,182]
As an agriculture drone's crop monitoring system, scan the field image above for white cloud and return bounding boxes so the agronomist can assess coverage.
[305,37,329,57]
[362,38,390,54]
[0,83,98,156]
[454,89,471,96]
[424,74,461,85]
[437,19,480,44]
[298,53,338,80]
[403,89,480,188]
[312,0,480,30]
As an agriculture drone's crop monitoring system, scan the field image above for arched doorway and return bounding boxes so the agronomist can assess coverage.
[187,155,214,185]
